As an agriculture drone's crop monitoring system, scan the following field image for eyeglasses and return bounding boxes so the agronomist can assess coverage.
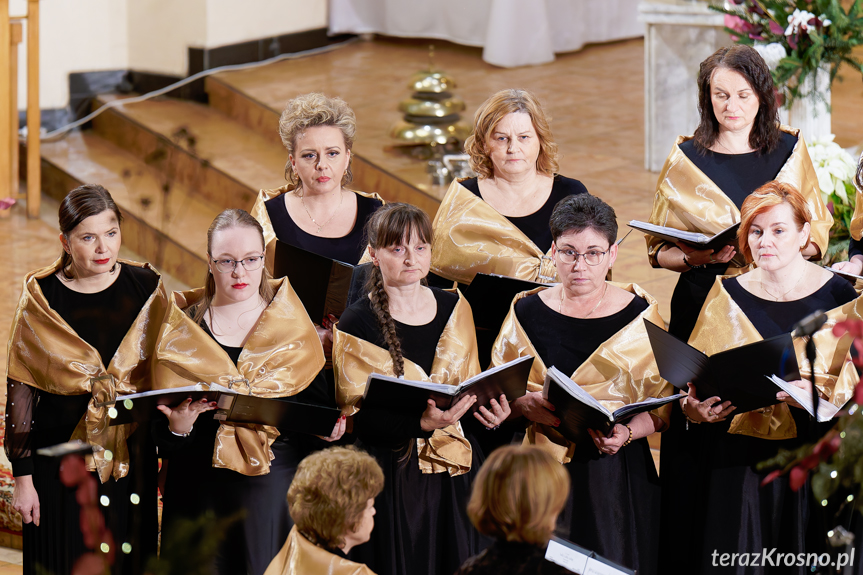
[210,254,265,273]
[555,248,609,266]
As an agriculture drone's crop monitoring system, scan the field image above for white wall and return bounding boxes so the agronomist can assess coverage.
[206,0,327,49]
[126,0,208,77]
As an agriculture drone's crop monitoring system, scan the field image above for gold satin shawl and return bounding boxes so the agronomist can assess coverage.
[250,184,384,271]
[850,150,863,241]
[263,526,377,575]
[332,290,480,476]
[688,276,862,440]
[6,258,168,482]
[151,277,325,476]
[490,283,674,463]
[646,127,830,268]
[430,178,558,284]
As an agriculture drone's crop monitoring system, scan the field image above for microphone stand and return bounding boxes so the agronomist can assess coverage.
[807,336,819,439]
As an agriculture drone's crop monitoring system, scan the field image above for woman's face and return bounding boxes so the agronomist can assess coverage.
[289,125,351,195]
[369,229,431,289]
[344,498,376,548]
[485,112,541,179]
[552,226,617,297]
[747,202,809,272]
[60,209,122,279]
[710,68,760,137]
[208,225,266,306]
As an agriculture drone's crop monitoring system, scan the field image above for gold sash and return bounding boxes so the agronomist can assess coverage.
[151,277,325,476]
[646,127,831,268]
[6,258,168,482]
[263,526,377,575]
[850,150,863,241]
[688,276,862,439]
[490,283,674,463]
[332,290,480,476]
[250,184,384,271]
[430,178,558,284]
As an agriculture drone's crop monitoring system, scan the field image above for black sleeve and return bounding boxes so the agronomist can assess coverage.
[4,379,36,477]
[150,418,198,456]
[849,236,863,260]
[290,370,333,407]
[352,407,433,447]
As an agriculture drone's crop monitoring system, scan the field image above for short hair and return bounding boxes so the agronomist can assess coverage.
[856,151,863,194]
[467,445,569,545]
[738,181,812,263]
[288,446,384,550]
[464,89,559,179]
[693,45,781,154]
[278,92,357,187]
[550,194,617,246]
[58,184,123,279]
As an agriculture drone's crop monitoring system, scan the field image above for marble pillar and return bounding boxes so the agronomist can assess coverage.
[639,0,730,172]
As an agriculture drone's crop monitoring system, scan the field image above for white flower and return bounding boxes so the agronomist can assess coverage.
[754,43,787,70]
[808,135,857,203]
[785,9,816,35]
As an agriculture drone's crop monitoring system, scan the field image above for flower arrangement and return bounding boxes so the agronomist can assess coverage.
[711,1,863,109]
[806,135,859,264]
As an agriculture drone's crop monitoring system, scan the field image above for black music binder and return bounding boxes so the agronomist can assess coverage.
[629,220,739,252]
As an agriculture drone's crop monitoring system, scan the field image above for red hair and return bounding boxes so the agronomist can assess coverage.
[738,181,811,263]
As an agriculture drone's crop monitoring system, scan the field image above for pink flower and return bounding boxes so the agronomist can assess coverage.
[761,469,783,486]
[769,20,785,35]
[59,455,89,487]
[790,466,809,491]
[72,553,107,575]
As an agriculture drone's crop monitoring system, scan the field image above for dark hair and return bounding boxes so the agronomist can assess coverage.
[191,209,275,326]
[549,194,617,246]
[856,152,863,194]
[362,203,434,378]
[693,45,780,154]
[58,184,123,279]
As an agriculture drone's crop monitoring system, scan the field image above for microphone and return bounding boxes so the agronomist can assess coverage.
[791,310,828,338]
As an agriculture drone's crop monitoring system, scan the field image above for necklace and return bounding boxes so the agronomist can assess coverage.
[559,282,608,318]
[300,191,343,233]
[760,270,805,302]
[715,137,753,155]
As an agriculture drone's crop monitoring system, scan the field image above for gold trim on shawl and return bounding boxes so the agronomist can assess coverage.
[250,184,384,272]
[646,126,831,268]
[489,283,673,463]
[850,150,863,241]
[430,178,557,284]
[151,277,325,476]
[688,276,862,439]
[263,526,377,575]
[332,290,481,476]
[6,258,169,482]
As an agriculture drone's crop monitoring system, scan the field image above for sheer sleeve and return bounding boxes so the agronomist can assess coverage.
[4,379,36,477]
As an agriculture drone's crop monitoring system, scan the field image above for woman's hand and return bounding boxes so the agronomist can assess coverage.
[473,395,511,429]
[776,379,825,410]
[589,425,628,456]
[683,383,735,423]
[832,256,863,277]
[318,414,347,442]
[510,391,559,427]
[676,242,736,267]
[156,397,217,435]
[12,475,39,525]
[316,323,334,362]
[420,395,477,432]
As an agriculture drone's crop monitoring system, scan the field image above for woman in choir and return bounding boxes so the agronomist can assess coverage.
[833,151,863,274]
[455,445,573,575]
[430,88,589,286]
[667,182,860,574]
[6,184,166,575]
[250,92,384,358]
[490,193,673,575]
[332,202,511,575]
[646,45,830,341]
[151,208,346,575]
[264,446,384,575]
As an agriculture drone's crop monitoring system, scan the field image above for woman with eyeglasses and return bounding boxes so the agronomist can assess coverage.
[490,194,674,575]
[151,209,346,575]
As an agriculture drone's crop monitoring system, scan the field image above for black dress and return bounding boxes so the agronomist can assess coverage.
[337,288,493,575]
[264,192,383,265]
[515,292,657,575]
[455,540,573,575]
[5,264,160,575]
[659,274,857,575]
[669,133,797,341]
[155,321,334,575]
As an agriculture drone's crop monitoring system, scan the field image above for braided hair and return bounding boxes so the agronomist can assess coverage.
[363,203,434,377]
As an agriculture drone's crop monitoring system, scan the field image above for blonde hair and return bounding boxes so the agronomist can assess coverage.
[467,445,569,545]
[278,92,356,187]
[288,446,384,550]
[738,181,812,263]
[463,89,559,179]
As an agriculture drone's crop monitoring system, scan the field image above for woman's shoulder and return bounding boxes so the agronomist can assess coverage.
[123,263,159,293]
[337,296,377,339]
[552,175,589,196]
[824,273,859,306]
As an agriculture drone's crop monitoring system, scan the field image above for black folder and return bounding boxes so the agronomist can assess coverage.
[361,356,533,414]
[644,319,800,413]
[629,220,739,252]
[545,536,636,574]
[464,273,550,333]
[273,240,371,324]
[543,366,684,443]
[106,384,342,436]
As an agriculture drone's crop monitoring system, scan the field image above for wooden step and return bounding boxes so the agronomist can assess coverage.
[38,131,220,286]
[91,94,287,212]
